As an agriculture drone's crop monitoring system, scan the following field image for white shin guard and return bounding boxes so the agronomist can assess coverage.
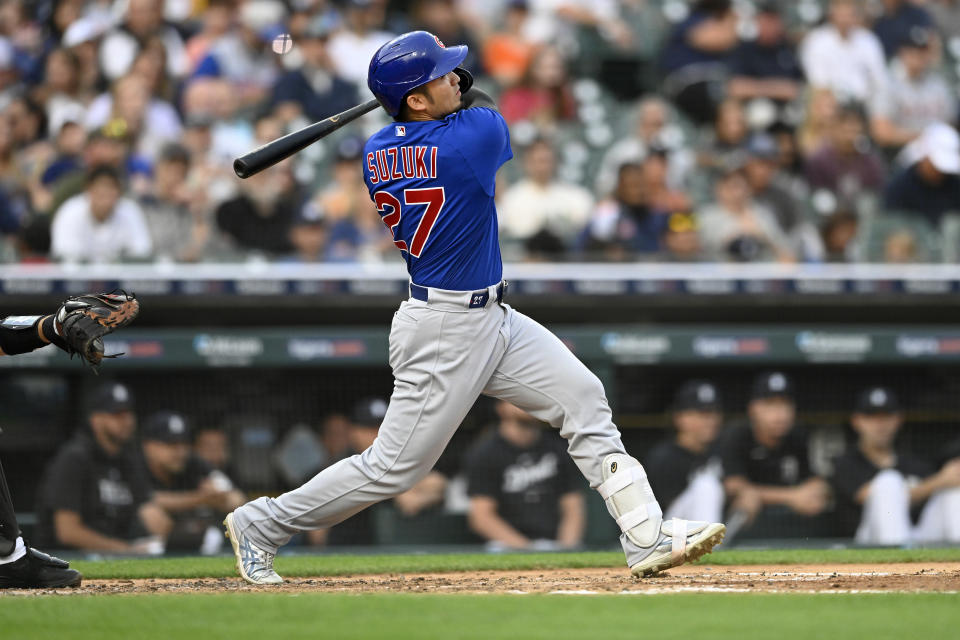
[598,453,663,548]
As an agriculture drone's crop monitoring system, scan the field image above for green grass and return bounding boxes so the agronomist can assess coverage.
[67,546,960,580]
[2,593,958,640]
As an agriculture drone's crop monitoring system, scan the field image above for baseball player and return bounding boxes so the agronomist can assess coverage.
[224,31,724,584]
[0,292,139,588]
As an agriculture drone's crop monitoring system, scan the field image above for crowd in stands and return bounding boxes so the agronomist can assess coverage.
[0,0,958,265]
[31,375,960,555]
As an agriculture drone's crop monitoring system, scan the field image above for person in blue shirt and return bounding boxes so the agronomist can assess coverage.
[225,31,725,586]
[270,18,359,123]
[660,0,739,124]
[884,123,960,224]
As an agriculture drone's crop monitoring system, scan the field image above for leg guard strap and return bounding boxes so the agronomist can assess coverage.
[599,453,662,547]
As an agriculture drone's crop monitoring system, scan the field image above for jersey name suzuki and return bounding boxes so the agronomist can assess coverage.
[363,107,512,290]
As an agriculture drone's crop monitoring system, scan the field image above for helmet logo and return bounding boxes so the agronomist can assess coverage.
[434,35,445,48]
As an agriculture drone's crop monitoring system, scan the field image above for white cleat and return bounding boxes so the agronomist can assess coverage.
[630,519,725,578]
[224,512,284,585]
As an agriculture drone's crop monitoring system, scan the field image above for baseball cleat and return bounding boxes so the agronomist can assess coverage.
[224,512,283,585]
[630,519,725,578]
[0,546,82,589]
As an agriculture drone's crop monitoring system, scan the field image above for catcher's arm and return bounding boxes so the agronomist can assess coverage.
[0,292,140,370]
[0,313,63,356]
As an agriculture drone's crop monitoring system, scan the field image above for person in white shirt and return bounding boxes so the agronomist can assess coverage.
[51,165,152,263]
[98,0,188,82]
[870,27,956,150]
[800,0,887,103]
[498,138,593,258]
[326,0,394,89]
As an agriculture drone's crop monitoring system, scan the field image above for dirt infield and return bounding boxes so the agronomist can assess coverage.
[4,562,960,596]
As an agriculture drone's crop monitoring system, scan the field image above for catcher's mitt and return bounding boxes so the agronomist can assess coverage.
[54,291,140,369]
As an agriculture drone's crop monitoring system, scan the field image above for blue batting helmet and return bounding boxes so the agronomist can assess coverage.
[367,30,468,116]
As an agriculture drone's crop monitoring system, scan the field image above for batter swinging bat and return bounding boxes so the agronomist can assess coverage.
[233,98,380,179]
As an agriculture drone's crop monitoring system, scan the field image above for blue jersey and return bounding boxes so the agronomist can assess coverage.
[362,107,512,290]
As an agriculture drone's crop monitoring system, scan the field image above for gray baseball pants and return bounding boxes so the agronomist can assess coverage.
[231,284,648,562]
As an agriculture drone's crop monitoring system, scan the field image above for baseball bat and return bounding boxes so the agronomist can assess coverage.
[233,98,380,179]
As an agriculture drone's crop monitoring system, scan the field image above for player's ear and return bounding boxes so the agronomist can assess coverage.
[406,91,428,114]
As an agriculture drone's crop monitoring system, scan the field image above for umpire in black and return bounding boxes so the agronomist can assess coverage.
[0,309,81,588]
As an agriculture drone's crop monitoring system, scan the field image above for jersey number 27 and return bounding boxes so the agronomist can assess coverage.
[374,187,445,257]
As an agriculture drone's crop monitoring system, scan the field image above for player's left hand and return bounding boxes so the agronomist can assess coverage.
[53,291,140,370]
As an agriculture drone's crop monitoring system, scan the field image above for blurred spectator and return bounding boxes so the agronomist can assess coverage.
[743,133,822,261]
[141,411,244,555]
[498,138,593,256]
[184,0,234,71]
[181,77,254,163]
[697,164,795,263]
[870,28,956,151]
[645,380,724,524]
[698,98,748,176]
[314,136,395,263]
[769,121,806,181]
[306,398,387,547]
[499,45,576,127]
[35,382,169,554]
[14,215,51,263]
[820,210,861,262]
[580,161,668,260]
[283,202,329,263]
[883,228,919,263]
[85,73,181,163]
[31,47,85,133]
[719,372,829,527]
[326,0,395,88]
[482,1,534,87]
[0,1,44,85]
[884,123,960,224]
[130,35,178,104]
[639,149,691,214]
[40,118,85,189]
[61,11,110,101]
[659,0,738,124]
[831,387,960,544]
[798,88,839,158]
[465,401,584,551]
[727,2,804,104]
[0,37,18,111]
[44,130,142,216]
[215,160,299,258]
[660,211,703,261]
[805,104,886,209]
[271,16,358,123]
[139,144,210,262]
[872,0,934,59]
[194,426,233,474]
[520,0,628,52]
[99,0,188,82]
[595,96,695,197]
[192,0,285,109]
[800,0,887,103]
[50,164,152,262]
[410,0,482,76]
